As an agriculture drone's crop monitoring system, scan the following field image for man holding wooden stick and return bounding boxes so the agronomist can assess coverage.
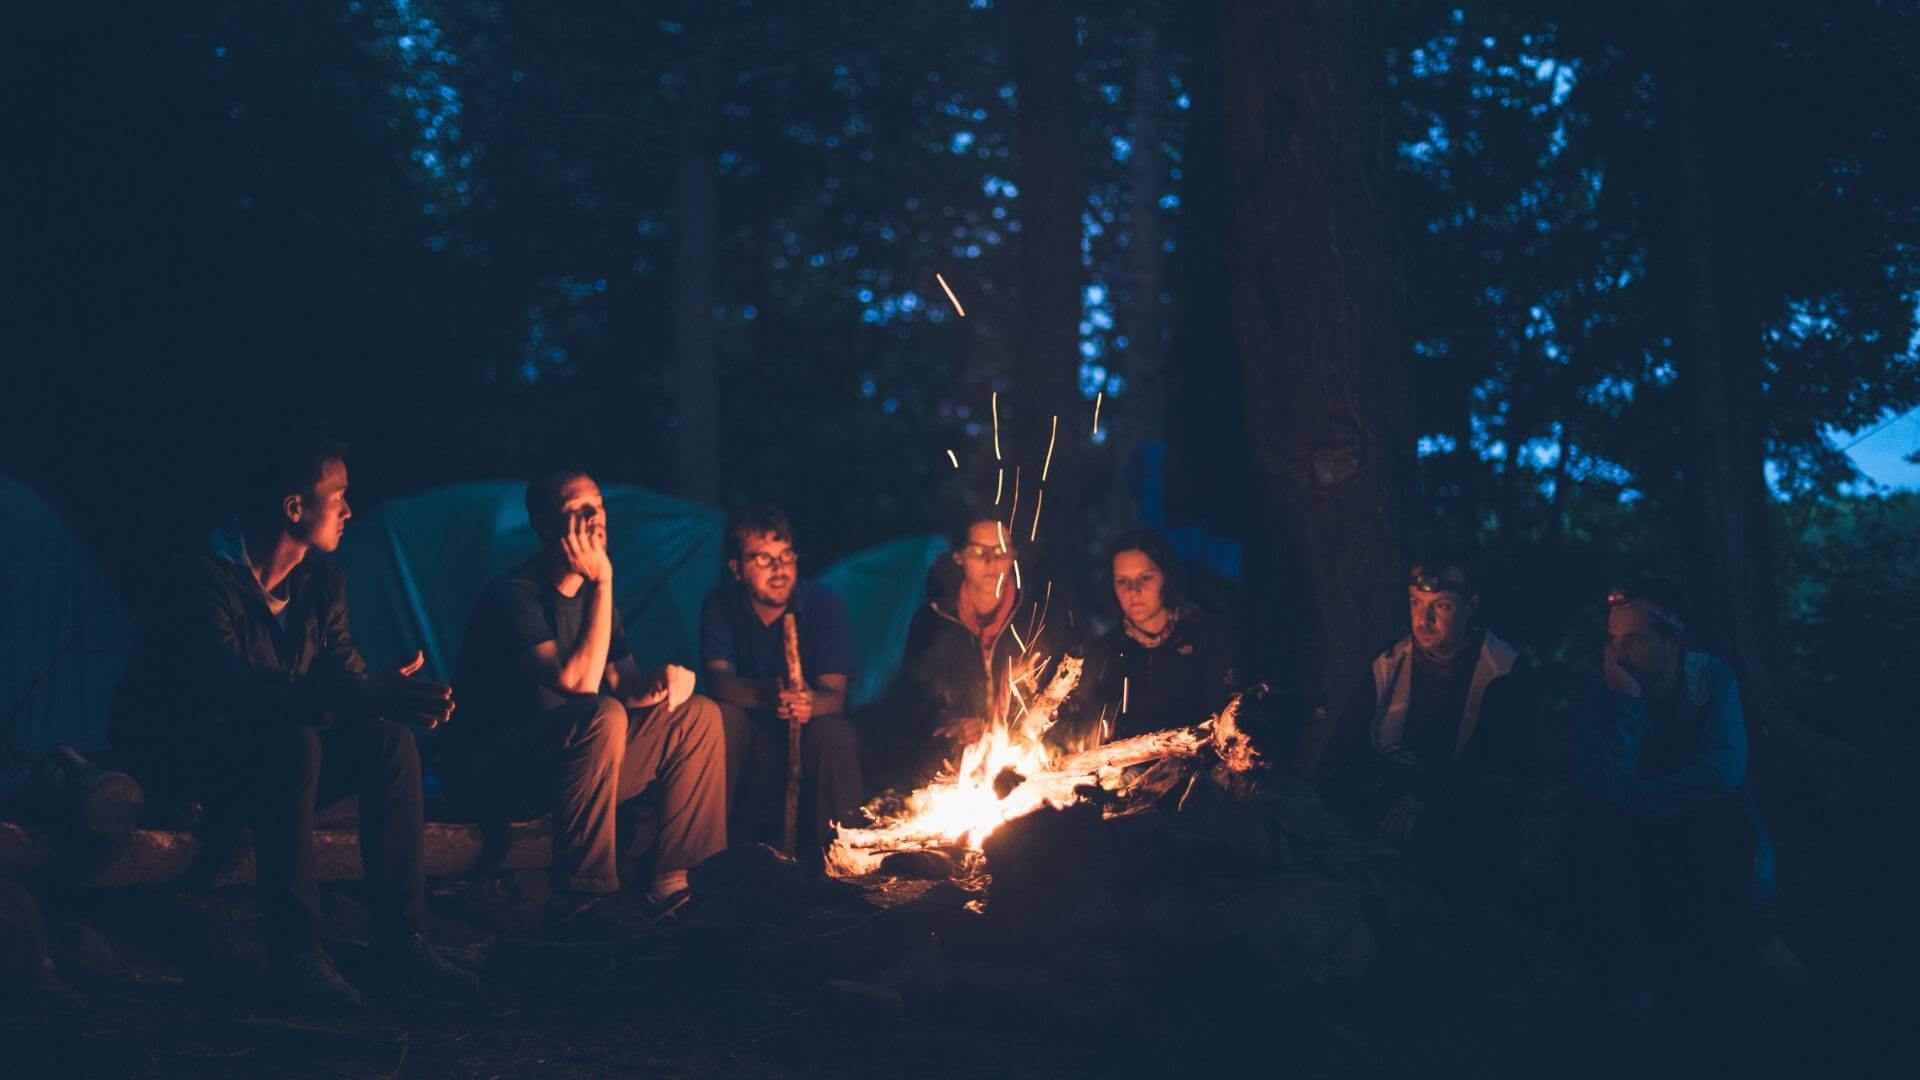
[700,505,862,862]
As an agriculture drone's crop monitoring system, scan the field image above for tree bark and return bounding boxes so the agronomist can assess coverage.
[1108,12,1170,526]
[1657,0,1796,740]
[1010,0,1090,603]
[1220,0,1414,706]
[670,47,721,504]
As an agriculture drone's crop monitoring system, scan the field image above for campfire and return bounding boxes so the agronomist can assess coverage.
[826,659,1262,878]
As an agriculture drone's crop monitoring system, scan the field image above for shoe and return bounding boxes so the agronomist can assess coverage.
[543,891,626,941]
[377,933,480,995]
[641,885,693,923]
[272,949,363,1010]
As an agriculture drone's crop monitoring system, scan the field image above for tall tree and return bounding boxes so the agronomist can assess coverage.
[1655,0,1795,739]
[1222,0,1416,707]
[1010,0,1092,597]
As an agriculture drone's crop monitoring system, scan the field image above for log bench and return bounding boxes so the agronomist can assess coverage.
[0,818,552,888]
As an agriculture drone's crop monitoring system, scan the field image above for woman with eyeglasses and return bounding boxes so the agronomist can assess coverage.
[874,510,1060,787]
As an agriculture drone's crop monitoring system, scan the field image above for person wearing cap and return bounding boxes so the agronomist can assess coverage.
[1307,550,1537,904]
[1568,575,1789,1010]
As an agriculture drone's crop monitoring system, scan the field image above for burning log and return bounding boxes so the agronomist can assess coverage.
[828,689,1261,877]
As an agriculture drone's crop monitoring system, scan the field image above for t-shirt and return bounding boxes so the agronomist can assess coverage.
[698,581,852,696]
[450,559,630,748]
[1402,634,1479,764]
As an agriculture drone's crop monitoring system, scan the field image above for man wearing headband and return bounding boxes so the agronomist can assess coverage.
[1568,575,1791,1014]
[1309,551,1535,905]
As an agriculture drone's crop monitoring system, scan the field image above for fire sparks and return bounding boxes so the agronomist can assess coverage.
[1093,390,1103,436]
[1029,488,1045,543]
[935,272,967,317]
[946,449,960,469]
[1121,676,1130,714]
[994,467,1004,505]
[991,391,1001,461]
[1041,415,1058,482]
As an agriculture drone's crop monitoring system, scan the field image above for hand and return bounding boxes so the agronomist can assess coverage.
[933,716,987,746]
[776,685,814,725]
[1603,647,1641,698]
[560,512,613,585]
[1378,793,1423,845]
[364,650,456,729]
[660,663,697,710]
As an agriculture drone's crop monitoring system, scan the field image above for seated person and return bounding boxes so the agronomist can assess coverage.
[700,504,861,857]
[442,470,727,928]
[1568,576,1783,1006]
[1311,552,1535,904]
[1066,529,1239,745]
[877,510,1058,786]
[110,433,472,1008]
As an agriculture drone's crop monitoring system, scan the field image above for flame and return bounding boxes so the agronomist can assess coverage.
[827,656,1083,877]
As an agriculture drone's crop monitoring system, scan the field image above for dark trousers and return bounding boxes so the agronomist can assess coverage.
[134,720,427,965]
[445,694,728,893]
[718,702,863,856]
[1410,785,1525,908]
[1566,797,1768,991]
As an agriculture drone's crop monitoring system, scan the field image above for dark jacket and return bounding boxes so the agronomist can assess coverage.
[1064,607,1238,744]
[110,519,369,760]
[878,579,1061,781]
[1317,629,1536,821]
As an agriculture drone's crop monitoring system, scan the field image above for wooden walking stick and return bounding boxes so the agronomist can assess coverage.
[780,612,805,858]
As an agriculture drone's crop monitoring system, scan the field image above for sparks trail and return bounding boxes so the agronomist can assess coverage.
[991,391,1001,461]
[1041,415,1058,482]
[946,449,959,469]
[1092,390,1103,436]
[934,272,967,317]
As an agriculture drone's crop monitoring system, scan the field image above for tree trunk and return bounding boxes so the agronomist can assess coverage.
[1658,0,1796,741]
[670,48,721,504]
[1220,0,1414,706]
[1108,12,1170,527]
[1010,0,1090,604]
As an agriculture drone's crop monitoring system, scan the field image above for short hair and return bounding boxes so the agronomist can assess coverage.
[525,467,593,533]
[1617,574,1691,640]
[249,428,347,515]
[1409,547,1477,597]
[727,503,794,561]
[1106,528,1186,610]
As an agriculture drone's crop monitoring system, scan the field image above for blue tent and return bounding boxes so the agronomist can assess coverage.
[335,481,941,708]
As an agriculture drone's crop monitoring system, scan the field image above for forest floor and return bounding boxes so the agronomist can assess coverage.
[4,721,1913,1080]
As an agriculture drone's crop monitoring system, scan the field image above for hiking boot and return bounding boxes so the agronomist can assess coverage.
[272,949,363,1010]
[543,892,626,941]
[377,933,480,995]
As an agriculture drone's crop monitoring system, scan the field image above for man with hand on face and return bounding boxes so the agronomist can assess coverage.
[699,504,860,858]
[1569,576,1787,1010]
[111,432,473,1009]
[445,470,727,932]
[1310,552,1536,904]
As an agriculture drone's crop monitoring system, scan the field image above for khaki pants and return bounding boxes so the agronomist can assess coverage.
[447,694,727,893]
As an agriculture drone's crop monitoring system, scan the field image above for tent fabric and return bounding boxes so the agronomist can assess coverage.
[0,477,135,756]
[817,534,951,708]
[336,481,725,683]
[336,480,942,709]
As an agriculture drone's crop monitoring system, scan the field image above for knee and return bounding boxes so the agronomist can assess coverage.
[377,721,421,779]
[682,694,725,745]
[565,695,629,757]
[717,700,753,744]
[806,715,860,758]
[267,723,325,783]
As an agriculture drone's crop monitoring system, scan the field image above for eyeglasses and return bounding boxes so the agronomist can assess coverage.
[742,551,798,571]
[960,544,1016,563]
[1605,588,1685,633]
